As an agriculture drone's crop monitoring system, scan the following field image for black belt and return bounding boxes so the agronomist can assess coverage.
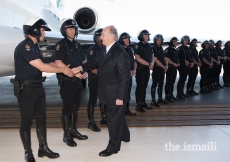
[22,77,46,85]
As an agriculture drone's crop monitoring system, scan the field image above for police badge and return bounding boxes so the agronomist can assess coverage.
[25,44,31,51]
[90,50,93,55]
[56,44,60,51]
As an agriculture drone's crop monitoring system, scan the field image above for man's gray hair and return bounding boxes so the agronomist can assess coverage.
[108,25,118,41]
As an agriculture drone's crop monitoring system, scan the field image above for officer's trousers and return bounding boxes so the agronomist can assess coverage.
[165,66,177,95]
[18,85,46,132]
[216,63,223,84]
[88,73,98,105]
[127,76,132,101]
[135,68,150,94]
[223,62,230,84]
[210,64,218,85]
[177,65,189,89]
[200,65,209,89]
[60,79,83,115]
[151,66,165,89]
[187,66,198,90]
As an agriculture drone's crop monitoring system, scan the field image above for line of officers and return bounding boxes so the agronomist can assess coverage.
[86,29,230,130]
[12,16,230,161]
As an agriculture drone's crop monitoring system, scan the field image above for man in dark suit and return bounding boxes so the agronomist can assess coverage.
[74,25,130,157]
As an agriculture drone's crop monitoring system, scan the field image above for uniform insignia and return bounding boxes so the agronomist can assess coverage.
[56,44,60,51]
[90,50,93,55]
[135,44,138,49]
[25,44,31,51]
[72,21,75,24]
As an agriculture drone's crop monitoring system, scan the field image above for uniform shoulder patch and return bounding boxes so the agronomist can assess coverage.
[90,50,93,55]
[135,44,139,49]
[56,44,60,51]
[25,44,31,51]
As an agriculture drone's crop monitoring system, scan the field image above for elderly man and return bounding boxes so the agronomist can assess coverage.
[75,26,130,157]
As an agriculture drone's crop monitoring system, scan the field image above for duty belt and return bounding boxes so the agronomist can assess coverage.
[23,77,46,85]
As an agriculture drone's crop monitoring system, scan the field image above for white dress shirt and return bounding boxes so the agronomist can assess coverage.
[106,41,116,54]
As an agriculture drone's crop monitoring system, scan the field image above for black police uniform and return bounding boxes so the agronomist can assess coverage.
[199,48,212,92]
[15,37,46,133]
[134,42,153,111]
[223,47,230,86]
[165,46,179,100]
[14,37,59,160]
[187,46,200,94]
[209,47,219,89]
[124,46,135,111]
[151,45,167,104]
[215,46,225,87]
[55,37,88,145]
[87,44,103,105]
[177,45,193,98]
[87,43,107,131]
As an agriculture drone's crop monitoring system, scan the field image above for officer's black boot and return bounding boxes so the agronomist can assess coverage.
[70,111,88,140]
[20,131,35,162]
[157,87,168,104]
[87,103,101,132]
[141,91,153,110]
[135,92,146,112]
[181,84,189,98]
[191,89,199,95]
[61,115,77,147]
[100,103,107,124]
[186,89,194,96]
[200,87,208,94]
[165,87,173,103]
[125,101,136,116]
[214,82,220,89]
[208,85,213,92]
[170,86,178,101]
[216,82,224,88]
[205,86,212,93]
[225,76,230,87]
[151,88,160,107]
[36,126,60,159]
[227,76,230,87]
[176,84,185,100]
[212,83,218,90]
[213,83,219,90]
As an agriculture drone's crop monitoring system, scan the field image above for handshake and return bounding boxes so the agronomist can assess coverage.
[62,66,86,79]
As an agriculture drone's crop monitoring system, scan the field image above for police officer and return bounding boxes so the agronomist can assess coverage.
[176,35,194,100]
[186,38,201,95]
[223,41,230,87]
[13,17,69,161]
[151,34,168,107]
[86,28,105,132]
[199,40,213,93]
[164,37,180,103]
[134,30,154,112]
[209,40,220,90]
[118,32,137,116]
[54,18,88,147]
[215,40,226,88]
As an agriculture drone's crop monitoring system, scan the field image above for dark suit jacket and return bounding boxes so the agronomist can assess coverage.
[82,41,130,106]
